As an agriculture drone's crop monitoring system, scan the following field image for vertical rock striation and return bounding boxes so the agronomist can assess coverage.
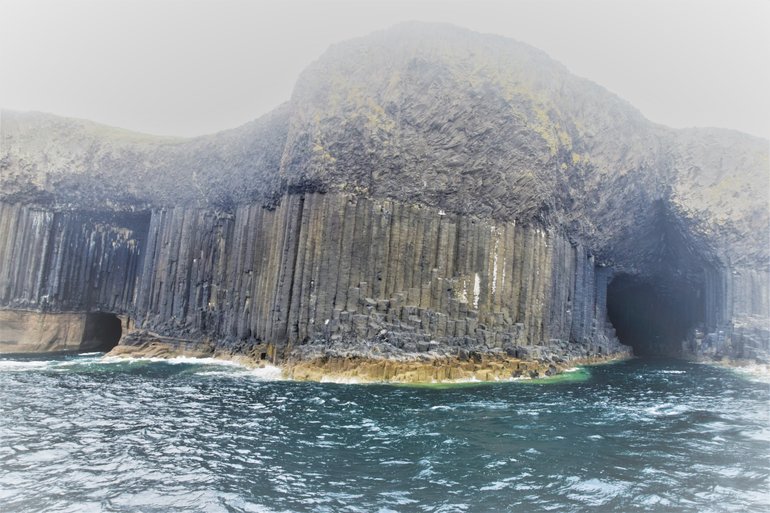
[0,194,633,368]
[0,193,619,365]
[0,203,146,313]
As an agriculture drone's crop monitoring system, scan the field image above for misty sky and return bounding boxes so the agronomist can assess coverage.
[1,0,768,139]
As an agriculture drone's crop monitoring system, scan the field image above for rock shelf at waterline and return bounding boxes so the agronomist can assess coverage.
[106,336,629,384]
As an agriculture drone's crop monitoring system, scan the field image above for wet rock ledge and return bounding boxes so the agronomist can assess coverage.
[108,329,630,383]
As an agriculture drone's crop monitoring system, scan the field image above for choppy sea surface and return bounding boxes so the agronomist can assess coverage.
[0,354,768,513]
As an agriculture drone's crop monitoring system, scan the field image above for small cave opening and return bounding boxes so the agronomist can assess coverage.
[80,313,122,352]
[606,274,703,358]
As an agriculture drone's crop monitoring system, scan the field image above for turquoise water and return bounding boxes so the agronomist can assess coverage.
[0,355,768,512]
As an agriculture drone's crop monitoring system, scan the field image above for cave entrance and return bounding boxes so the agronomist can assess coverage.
[606,274,703,357]
[80,313,122,352]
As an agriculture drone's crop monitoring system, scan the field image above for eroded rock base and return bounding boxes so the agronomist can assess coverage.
[684,315,770,365]
[107,335,631,383]
[283,352,631,383]
[0,310,87,353]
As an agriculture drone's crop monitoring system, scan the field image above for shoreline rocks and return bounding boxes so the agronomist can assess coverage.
[282,351,631,384]
[106,332,631,384]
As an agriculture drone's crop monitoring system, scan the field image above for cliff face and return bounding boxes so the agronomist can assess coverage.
[0,203,145,311]
[0,105,289,210]
[132,194,621,356]
[0,23,767,369]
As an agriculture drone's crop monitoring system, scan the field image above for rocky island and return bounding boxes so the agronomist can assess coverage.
[1,23,768,381]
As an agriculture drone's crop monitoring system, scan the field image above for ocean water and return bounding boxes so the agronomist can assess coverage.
[0,355,768,513]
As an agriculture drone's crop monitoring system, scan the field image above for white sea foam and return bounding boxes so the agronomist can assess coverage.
[83,354,286,381]
[196,364,283,381]
[244,365,283,380]
[0,357,109,372]
[479,481,508,491]
[566,477,629,506]
[100,354,244,367]
[319,375,362,384]
[188,370,228,377]
[377,491,418,505]
[55,355,106,367]
[0,360,50,371]
[449,376,483,383]
[732,364,770,384]
[644,403,691,417]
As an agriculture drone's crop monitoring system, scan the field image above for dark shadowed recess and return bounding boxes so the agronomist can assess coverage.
[80,313,122,352]
[605,201,713,357]
[606,274,704,357]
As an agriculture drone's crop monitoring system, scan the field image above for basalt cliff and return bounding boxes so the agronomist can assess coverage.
[1,24,768,380]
